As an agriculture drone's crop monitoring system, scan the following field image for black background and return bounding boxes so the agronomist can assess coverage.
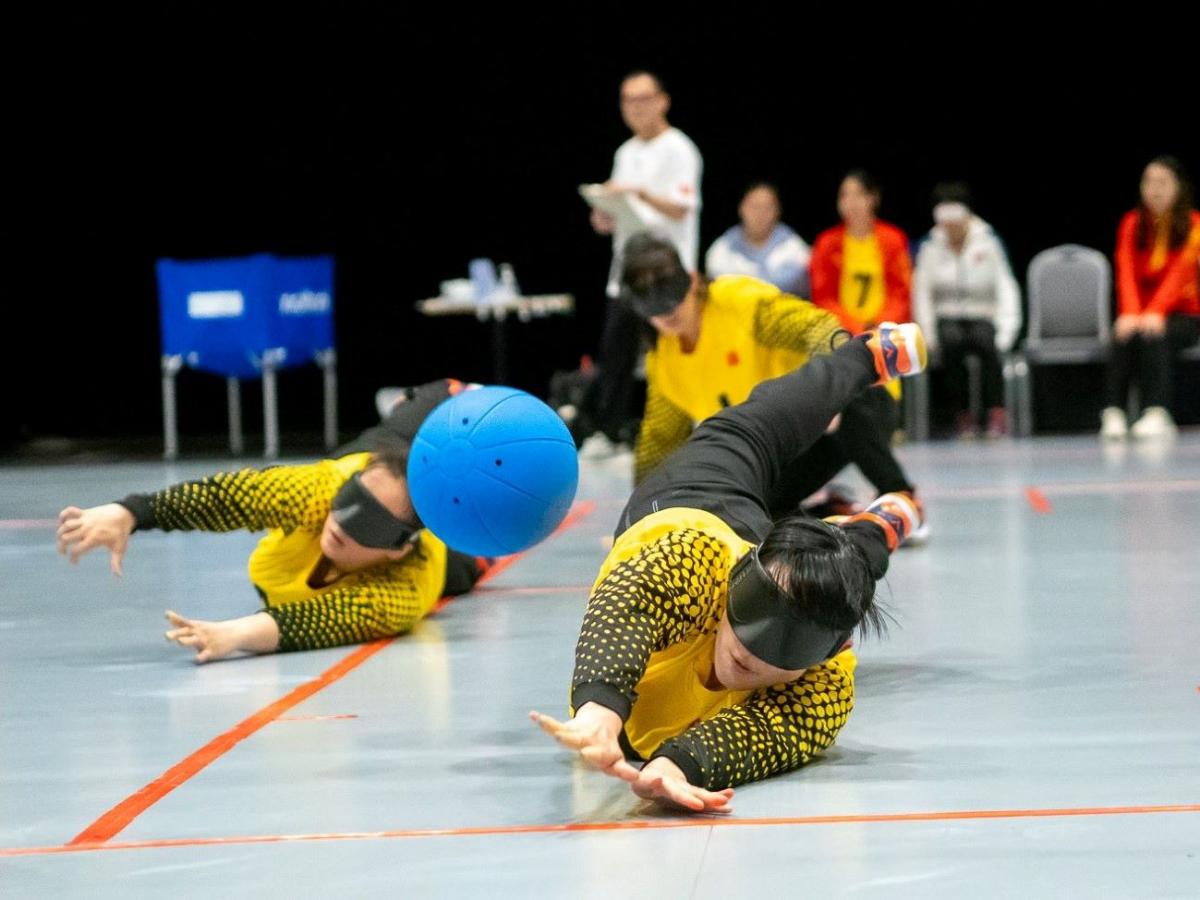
[8,8,1197,453]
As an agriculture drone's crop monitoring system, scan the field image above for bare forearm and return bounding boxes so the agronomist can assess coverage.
[232,612,282,654]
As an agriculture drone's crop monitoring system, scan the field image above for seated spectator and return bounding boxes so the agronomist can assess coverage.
[809,170,912,443]
[706,182,812,296]
[913,182,1022,438]
[810,170,912,334]
[1102,156,1200,439]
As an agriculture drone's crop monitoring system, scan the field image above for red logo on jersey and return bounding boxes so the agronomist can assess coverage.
[727,350,740,366]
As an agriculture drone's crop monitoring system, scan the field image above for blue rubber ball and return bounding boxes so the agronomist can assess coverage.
[408,386,579,556]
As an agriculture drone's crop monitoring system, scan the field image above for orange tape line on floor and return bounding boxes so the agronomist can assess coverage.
[6,803,1194,858]
[1024,487,1053,514]
[67,638,396,846]
[69,499,596,846]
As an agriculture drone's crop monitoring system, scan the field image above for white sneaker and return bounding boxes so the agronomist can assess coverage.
[375,387,407,420]
[580,432,619,459]
[1099,407,1127,440]
[1130,406,1177,438]
[905,519,931,547]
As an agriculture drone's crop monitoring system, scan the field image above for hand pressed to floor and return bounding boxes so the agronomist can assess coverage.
[163,610,280,663]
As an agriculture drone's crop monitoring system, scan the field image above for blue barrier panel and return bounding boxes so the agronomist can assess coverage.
[269,255,335,366]
[156,254,335,378]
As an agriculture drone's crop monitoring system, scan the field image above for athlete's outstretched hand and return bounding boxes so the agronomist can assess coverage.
[530,702,639,782]
[628,756,734,813]
[56,504,134,575]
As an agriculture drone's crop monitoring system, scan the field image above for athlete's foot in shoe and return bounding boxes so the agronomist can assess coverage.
[898,489,930,547]
[579,433,631,459]
[863,323,927,383]
[955,411,980,440]
[1099,406,1128,440]
[375,387,409,420]
[1129,406,1177,439]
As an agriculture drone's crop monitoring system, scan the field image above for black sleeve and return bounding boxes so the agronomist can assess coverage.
[571,529,731,721]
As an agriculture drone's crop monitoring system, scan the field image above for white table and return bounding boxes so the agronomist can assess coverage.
[416,294,574,383]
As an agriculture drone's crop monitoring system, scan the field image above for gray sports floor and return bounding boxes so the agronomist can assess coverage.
[2,434,1197,897]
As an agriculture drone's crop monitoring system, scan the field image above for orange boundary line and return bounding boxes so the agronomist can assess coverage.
[66,499,596,847]
[1024,487,1053,514]
[7,803,1195,858]
[68,639,396,846]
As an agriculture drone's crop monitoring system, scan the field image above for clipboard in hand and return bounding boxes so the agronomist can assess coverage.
[579,183,648,236]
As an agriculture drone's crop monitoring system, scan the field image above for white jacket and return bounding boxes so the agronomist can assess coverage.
[913,217,1022,352]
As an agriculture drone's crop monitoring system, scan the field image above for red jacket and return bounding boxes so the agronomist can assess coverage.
[810,220,913,332]
[1115,209,1200,317]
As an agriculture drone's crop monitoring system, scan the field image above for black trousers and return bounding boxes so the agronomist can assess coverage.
[618,338,891,579]
[765,386,912,518]
[938,319,1003,414]
[580,295,646,443]
[1105,314,1200,411]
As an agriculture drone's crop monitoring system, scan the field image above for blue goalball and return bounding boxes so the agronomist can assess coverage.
[407,386,580,557]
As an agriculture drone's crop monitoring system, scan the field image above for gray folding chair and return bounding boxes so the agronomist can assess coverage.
[1012,245,1111,436]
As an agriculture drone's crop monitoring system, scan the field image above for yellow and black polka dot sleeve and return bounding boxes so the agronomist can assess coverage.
[266,564,428,651]
[753,293,845,355]
[571,529,730,720]
[120,463,339,534]
[634,379,695,484]
[652,655,855,789]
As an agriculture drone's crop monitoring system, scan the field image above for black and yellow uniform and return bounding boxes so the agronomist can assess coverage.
[118,453,450,652]
[636,274,843,481]
[573,507,856,785]
[572,339,894,791]
[115,379,486,653]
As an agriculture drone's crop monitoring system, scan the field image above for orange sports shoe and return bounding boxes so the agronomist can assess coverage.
[863,322,927,385]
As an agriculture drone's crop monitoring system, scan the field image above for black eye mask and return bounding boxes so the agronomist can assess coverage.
[726,548,851,671]
[620,269,692,320]
[330,473,421,551]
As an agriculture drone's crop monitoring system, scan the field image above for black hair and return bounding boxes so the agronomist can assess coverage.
[1137,155,1194,250]
[743,181,781,204]
[758,516,884,638]
[366,445,408,479]
[622,233,687,286]
[843,169,881,200]
[622,70,667,94]
[930,181,974,212]
[620,233,707,309]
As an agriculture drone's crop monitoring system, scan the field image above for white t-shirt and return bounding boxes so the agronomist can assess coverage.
[606,126,703,296]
